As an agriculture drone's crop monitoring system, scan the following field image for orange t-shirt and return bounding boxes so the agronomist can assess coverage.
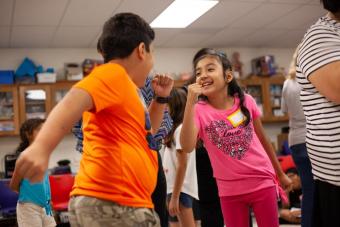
[71,63,158,208]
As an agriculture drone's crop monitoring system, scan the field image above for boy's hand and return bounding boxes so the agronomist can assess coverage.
[15,143,50,183]
[151,74,174,98]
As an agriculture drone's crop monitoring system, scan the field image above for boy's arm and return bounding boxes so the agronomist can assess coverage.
[253,118,292,190]
[149,74,173,133]
[168,149,188,216]
[148,100,168,134]
[14,88,93,183]
[9,167,22,192]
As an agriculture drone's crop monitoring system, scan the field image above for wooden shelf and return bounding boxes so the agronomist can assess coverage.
[239,74,288,123]
[0,85,19,135]
[0,117,14,121]
[25,101,46,105]
[1,103,14,106]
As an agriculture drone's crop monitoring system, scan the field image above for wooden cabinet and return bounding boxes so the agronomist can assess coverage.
[0,81,75,136]
[50,81,75,106]
[19,84,52,123]
[0,85,19,135]
[239,74,288,123]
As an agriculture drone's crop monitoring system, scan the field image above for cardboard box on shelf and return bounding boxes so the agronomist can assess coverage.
[65,63,83,81]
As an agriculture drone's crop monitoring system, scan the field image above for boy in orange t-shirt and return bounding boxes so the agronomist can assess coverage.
[13,12,173,227]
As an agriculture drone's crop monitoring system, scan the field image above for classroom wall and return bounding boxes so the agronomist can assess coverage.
[0,47,291,173]
[0,47,295,77]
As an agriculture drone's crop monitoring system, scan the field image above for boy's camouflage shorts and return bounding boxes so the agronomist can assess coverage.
[68,196,160,227]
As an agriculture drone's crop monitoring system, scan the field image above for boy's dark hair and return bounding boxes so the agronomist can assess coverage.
[321,0,340,13]
[16,118,45,154]
[96,37,102,54]
[165,88,187,148]
[192,48,251,126]
[100,12,155,63]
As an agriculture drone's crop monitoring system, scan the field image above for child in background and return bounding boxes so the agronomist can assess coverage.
[279,168,302,225]
[10,118,56,227]
[163,88,198,227]
[180,48,292,227]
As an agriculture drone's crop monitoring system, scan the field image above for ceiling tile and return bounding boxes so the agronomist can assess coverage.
[52,26,100,48]
[0,0,14,26]
[268,0,309,3]
[201,28,256,47]
[230,3,299,29]
[266,29,306,47]
[308,0,321,5]
[0,27,10,47]
[163,31,214,48]
[237,29,287,47]
[114,0,173,23]
[153,28,181,46]
[61,0,121,26]
[13,0,69,26]
[89,32,102,48]
[11,26,55,47]
[189,1,260,29]
[266,5,326,29]
[219,0,267,2]
[1,0,328,49]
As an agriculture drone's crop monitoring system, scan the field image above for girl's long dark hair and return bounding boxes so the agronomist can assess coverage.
[16,118,44,154]
[165,88,188,148]
[192,48,251,126]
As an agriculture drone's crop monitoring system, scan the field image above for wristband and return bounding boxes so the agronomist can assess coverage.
[154,96,170,104]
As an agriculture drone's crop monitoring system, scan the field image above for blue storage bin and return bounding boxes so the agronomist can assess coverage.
[0,70,14,84]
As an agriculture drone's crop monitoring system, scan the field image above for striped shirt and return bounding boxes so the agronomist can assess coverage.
[296,15,340,186]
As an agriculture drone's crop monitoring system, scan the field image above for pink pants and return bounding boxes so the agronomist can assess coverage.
[220,186,279,227]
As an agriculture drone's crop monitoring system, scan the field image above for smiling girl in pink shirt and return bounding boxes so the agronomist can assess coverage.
[180,48,292,227]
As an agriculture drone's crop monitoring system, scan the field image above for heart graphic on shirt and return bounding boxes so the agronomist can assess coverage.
[205,119,253,160]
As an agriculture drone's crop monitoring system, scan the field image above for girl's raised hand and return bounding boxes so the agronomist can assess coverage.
[187,82,202,104]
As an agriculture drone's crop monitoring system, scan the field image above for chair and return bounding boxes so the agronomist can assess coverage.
[49,174,75,211]
[49,174,74,225]
[278,155,296,173]
[4,155,17,178]
[0,179,18,217]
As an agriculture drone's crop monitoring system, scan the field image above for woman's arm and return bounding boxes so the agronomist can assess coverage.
[253,118,292,190]
[168,149,188,216]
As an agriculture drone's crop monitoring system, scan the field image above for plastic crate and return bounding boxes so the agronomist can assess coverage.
[0,70,14,84]
[37,72,57,83]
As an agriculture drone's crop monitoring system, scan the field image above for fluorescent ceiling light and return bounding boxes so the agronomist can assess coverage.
[150,0,219,28]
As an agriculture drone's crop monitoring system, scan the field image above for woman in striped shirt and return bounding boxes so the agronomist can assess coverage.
[296,0,340,226]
